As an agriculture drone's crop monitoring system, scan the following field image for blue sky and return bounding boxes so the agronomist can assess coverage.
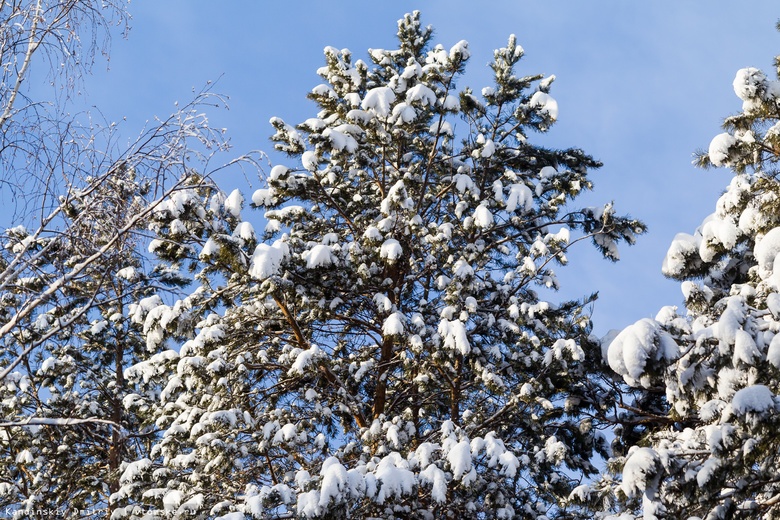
[65,1,780,334]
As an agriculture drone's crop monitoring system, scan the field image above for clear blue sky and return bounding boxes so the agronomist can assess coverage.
[69,1,780,334]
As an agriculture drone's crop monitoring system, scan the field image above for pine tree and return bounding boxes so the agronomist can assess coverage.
[116,12,643,519]
[595,26,780,520]
[0,93,252,516]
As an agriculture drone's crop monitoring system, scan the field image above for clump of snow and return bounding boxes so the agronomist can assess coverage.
[480,139,496,158]
[288,345,323,375]
[323,125,359,152]
[224,189,243,217]
[454,173,475,194]
[620,447,660,498]
[382,312,406,336]
[696,457,721,487]
[439,319,471,355]
[768,333,780,368]
[362,86,396,117]
[505,183,533,213]
[116,266,139,281]
[249,240,289,279]
[305,244,336,268]
[733,329,761,366]
[269,165,288,180]
[442,94,459,111]
[699,214,740,262]
[732,385,775,415]
[162,489,183,513]
[754,227,780,278]
[449,39,470,61]
[607,318,678,387]
[199,238,220,259]
[419,464,447,503]
[733,67,767,101]
[708,133,737,167]
[392,103,416,124]
[447,439,473,480]
[662,233,699,277]
[380,239,403,262]
[529,91,558,121]
[406,84,437,106]
[233,221,256,244]
[473,204,494,228]
[302,151,318,171]
[374,452,415,504]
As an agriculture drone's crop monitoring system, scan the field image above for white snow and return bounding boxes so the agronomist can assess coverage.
[374,453,415,504]
[442,94,460,110]
[199,237,220,258]
[447,439,473,480]
[620,447,659,498]
[768,333,780,368]
[754,227,780,276]
[302,151,318,171]
[252,188,275,207]
[708,133,737,167]
[232,221,256,243]
[249,240,289,279]
[90,320,109,335]
[505,183,533,213]
[696,457,721,487]
[473,205,494,228]
[288,345,322,375]
[318,457,349,508]
[699,215,740,262]
[380,238,403,262]
[305,244,336,268]
[529,91,559,120]
[392,103,417,124]
[269,165,288,180]
[162,489,183,513]
[323,126,359,152]
[480,139,496,158]
[363,226,383,241]
[733,329,761,366]
[454,173,475,194]
[119,458,152,484]
[733,67,767,101]
[116,266,139,281]
[382,312,405,336]
[607,318,678,387]
[406,84,437,106]
[732,385,775,415]
[452,259,474,279]
[373,293,393,313]
[429,120,453,136]
[362,86,396,117]
[439,319,471,355]
[224,189,243,217]
[662,233,699,277]
[449,40,470,60]
[420,464,447,503]
[15,449,33,464]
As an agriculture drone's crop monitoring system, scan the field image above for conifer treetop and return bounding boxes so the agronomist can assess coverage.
[113,12,644,520]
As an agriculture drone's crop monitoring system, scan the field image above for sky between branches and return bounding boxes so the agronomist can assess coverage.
[28,0,780,335]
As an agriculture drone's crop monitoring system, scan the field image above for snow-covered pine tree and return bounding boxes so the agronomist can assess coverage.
[0,94,251,516]
[594,28,780,520]
[117,12,643,519]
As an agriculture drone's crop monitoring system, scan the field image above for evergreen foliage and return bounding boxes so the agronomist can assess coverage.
[114,12,643,519]
[591,31,780,520]
[0,94,250,516]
